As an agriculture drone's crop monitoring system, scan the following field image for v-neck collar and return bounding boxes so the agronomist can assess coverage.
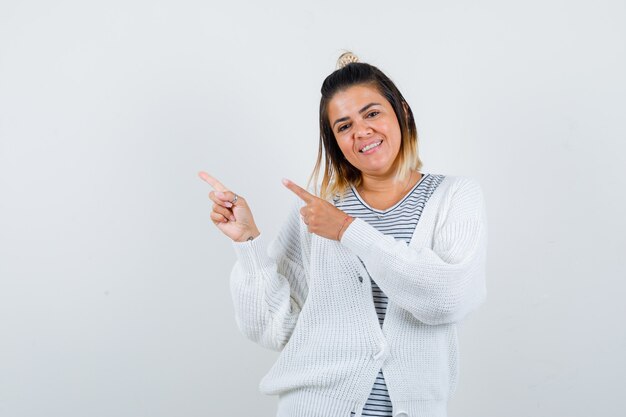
[350,172,429,214]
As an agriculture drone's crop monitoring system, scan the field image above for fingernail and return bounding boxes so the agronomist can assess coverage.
[216,191,225,198]
[230,216,236,222]
[281,178,289,186]
[224,202,232,208]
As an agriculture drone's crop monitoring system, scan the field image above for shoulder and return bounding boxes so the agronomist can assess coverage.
[432,174,486,220]
[435,174,484,197]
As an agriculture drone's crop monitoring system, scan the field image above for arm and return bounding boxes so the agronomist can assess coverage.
[229,198,309,351]
[340,177,488,325]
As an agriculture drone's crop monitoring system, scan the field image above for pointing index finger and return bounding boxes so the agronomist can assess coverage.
[282,178,314,203]
[198,171,227,192]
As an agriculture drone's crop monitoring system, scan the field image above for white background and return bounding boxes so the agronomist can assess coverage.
[1,1,625,416]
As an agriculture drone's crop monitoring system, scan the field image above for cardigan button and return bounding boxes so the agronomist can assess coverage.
[394,412,409,417]
[358,275,363,283]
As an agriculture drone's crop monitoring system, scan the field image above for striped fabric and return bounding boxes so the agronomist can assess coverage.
[334,172,445,416]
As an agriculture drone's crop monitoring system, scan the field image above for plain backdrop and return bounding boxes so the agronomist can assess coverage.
[1,1,625,416]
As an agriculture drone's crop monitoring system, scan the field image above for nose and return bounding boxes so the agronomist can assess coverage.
[353,119,373,138]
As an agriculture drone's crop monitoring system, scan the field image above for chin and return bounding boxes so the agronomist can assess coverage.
[360,165,395,176]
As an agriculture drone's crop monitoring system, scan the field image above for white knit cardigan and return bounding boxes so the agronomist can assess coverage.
[230,175,488,417]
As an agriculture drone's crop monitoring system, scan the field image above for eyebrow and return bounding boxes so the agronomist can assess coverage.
[332,102,381,129]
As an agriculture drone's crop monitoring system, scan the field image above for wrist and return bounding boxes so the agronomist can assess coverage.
[235,230,260,243]
[337,215,354,241]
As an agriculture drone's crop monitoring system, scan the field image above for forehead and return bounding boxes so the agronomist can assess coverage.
[328,84,390,116]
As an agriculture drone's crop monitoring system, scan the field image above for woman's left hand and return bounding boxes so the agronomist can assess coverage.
[282,178,354,241]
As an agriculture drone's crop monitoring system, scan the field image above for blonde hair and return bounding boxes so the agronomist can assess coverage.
[308,52,423,201]
[336,51,359,69]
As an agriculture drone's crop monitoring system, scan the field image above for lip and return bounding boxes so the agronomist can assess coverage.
[358,139,383,153]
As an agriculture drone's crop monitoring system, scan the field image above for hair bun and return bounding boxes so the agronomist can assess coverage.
[336,51,359,69]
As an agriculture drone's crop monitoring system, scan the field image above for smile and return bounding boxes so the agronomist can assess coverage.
[359,140,382,153]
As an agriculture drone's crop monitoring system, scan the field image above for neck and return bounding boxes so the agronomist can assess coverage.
[358,169,417,195]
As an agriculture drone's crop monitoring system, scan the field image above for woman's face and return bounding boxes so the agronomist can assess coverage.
[327,84,402,178]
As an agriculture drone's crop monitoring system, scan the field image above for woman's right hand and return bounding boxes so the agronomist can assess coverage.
[198,171,260,242]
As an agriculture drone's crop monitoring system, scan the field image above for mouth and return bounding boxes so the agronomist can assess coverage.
[359,140,383,153]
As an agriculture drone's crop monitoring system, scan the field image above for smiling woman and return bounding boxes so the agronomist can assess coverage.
[199,51,488,417]
[330,86,403,176]
[311,55,422,206]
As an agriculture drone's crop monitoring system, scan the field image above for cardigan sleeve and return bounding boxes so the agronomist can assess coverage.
[229,197,309,351]
[340,177,488,325]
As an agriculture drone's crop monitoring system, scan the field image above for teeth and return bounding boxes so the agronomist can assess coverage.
[361,141,382,153]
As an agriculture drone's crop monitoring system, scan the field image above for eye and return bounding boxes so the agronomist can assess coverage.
[366,111,380,118]
[337,123,350,132]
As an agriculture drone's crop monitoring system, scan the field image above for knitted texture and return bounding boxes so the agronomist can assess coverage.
[229,175,488,417]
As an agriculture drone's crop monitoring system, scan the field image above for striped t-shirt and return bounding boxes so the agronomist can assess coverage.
[334,172,445,417]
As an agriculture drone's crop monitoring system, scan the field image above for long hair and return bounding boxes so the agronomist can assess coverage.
[308,56,423,201]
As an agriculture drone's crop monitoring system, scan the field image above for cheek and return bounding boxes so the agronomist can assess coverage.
[391,126,403,148]
[336,138,353,155]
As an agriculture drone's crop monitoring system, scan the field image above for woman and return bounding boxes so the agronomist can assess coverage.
[199,52,487,417]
